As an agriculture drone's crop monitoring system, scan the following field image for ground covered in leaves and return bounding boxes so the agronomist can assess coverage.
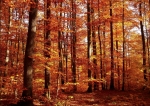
[53,90,150,106]
[1,90,150,106]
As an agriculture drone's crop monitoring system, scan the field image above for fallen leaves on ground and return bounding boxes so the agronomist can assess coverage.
[54,90,150,106]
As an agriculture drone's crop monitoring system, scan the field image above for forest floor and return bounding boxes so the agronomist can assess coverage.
[0,90,150,106]
[52,90,150,106]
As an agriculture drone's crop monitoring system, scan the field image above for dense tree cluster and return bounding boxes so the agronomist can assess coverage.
[0,0,150,105]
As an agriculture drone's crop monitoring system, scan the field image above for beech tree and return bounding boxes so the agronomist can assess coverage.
[110,0,115,90]
[18,0,38,106]
[139,0,147,83]
[44,0,51,99]
[0,0,150,105]
[97,0,104,90]
[91,0,98,91]
[71,0,77,92]
[87,0,92,93]
[122,0,125,91]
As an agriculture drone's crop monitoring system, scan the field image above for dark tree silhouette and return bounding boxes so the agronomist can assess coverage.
[44,0,51,99]
[110,0,115,90]
[18,0,38,106]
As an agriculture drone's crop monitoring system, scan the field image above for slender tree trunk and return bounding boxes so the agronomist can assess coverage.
[65,34,69,83]
[143,0,150,86]
[115,26,120,90]
[0,0,1,34]
[102,22,107,89]
[87,0,92,92]
[148,0,150,83]
[122,0,125,91]
[0,0,2,99]
[65,11,70,83]
[91,3,98,90]
[18,0,38,106]
[144,2,150,73]
[98,0,104,90]
[110,0,115,90]
[71,0,77,92]
[44,0,51,99]
[139,1,147,83]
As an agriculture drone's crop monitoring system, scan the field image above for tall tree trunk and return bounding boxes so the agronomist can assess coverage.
[18,0,38,106]
[91,3,98,90]
[139,1,147,83]
[122,0,125,91]
[98,0,104,90]
[58,31,64,85]
[70,0,77,92]
[143,0,150,86]
[115,26,120,90]
[110,0,115,90]
[102,22,107,89]
[59,2,65,86]
[0,0,2,99]
[44,0,51,99]
[0,0,1,35]
[65,34,69,83]
[148,0,150,83]
[87,0,92,92]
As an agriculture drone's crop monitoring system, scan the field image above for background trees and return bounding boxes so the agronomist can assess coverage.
[0,0,150,105]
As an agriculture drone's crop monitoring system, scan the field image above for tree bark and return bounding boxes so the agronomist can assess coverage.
[110,0,115,90]
[87,0,92,93]
[91,2,98,90]
[122,0,125,91]
[71,0,77,92]
[139,1,147,83]
[44,0,51,99]
[18,0,38,106]
[97,0,105,90]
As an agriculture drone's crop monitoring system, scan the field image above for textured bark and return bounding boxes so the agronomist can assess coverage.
[139,1,147,82]
[71,0,77,92]
[115,26,120,90]
[110,0,115,90]
[91,3,98,90]
[0,0,2,96]
[102,22,107,89]
[148,0,150,83]
[97,0,104,90]
[58,2,64,86]
[18,0,38,106]
[44,0,51,99]
[122,0,125,91]
[87,0,92,93]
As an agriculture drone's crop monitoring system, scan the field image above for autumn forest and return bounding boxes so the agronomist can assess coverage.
[0,0,150,106]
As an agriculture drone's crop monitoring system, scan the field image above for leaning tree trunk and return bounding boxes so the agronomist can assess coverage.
[18,0,38,106]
